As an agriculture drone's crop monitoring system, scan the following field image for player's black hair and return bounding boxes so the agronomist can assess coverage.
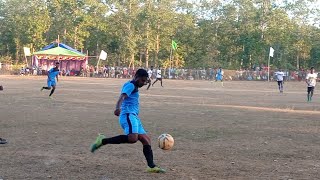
[135,69,148,78]
[310,66,314,69]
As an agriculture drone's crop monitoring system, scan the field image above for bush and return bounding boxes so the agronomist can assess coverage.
[0,55,13,64]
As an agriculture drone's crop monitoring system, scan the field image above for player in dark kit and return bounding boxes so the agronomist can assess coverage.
[90,69,166,173]
[41,62,60,97]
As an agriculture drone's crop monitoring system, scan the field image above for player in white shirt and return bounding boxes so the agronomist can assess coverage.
[152,67,163,87]
[146,66,154,90]
[305,67,318,102]
[274,69,285,93]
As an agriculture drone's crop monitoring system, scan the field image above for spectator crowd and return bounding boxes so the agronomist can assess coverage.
[1,63,317,81]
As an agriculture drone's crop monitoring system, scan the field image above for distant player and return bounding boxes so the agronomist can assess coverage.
[274,69,285,93]
[146,66,154,90]
[305,67,318,102]
[90,69,165,173]
[41,62,60,98]
[152,67,163,87]
[215,67,224,86]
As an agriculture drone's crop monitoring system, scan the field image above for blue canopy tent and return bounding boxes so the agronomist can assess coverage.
[42,43,83,54]
[32,43,87,75]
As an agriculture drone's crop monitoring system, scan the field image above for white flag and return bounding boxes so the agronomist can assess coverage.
[24,47,31,56]
[269,47,274,57]
[99,50,107,60]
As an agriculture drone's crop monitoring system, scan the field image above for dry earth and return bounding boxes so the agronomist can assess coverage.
[1,76,320,180]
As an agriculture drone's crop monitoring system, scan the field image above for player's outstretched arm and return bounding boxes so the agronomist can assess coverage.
[114,93,128,116]
[56,75,59,82]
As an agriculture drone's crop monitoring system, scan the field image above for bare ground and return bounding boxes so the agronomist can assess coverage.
[0,76,320,180]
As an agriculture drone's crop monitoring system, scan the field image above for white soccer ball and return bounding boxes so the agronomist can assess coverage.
[158,133,174,150]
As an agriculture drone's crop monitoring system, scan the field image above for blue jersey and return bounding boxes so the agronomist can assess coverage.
[216,69,223,80]
[120,81,139,115]
[48,68,59,81]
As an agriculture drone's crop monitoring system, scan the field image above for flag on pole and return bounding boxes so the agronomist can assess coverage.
[23,47,31,56]
[269,47,274,57]
[171,40,178,50]
[99,50,107,60]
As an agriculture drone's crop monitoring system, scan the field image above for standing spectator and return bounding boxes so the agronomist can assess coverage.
[103,65,108,78]
[123,67,128,78]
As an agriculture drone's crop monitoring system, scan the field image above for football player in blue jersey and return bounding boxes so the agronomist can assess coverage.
[41,62,60,97]
[90,69,165,173]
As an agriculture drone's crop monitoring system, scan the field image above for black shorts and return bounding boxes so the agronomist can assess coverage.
[277,81,283,86]
[307,86,315,92]
[156,78,162,81]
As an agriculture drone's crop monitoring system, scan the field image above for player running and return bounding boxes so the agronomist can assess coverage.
[274,69,285,93]
[90,69,166,173]
[41,62,60,98]
[146,66,154,90]
[152,67,163,87]
[305,67,318,102]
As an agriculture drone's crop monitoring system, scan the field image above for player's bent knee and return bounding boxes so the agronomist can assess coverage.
[138,134,151,145]
[128,138,138,143]
[128,134,138,143]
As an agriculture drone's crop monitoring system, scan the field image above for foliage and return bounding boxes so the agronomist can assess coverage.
[0,0,320,70]
[0,55,13,64]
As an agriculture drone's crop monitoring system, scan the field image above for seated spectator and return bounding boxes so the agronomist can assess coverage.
[62,69,66,76]
[20,67,25,76]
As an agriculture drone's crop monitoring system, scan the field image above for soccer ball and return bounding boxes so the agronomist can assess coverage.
[158,133,174,150]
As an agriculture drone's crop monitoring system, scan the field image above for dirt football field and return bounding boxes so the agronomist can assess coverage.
[1,75,320,180]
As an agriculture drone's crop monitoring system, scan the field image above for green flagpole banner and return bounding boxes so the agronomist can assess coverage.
[172,40,178,50]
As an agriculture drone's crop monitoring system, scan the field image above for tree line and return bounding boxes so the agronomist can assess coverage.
[0,0,320,70]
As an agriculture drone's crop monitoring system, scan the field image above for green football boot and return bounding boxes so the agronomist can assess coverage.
[147,166,166,173]
[90,134,106,153]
